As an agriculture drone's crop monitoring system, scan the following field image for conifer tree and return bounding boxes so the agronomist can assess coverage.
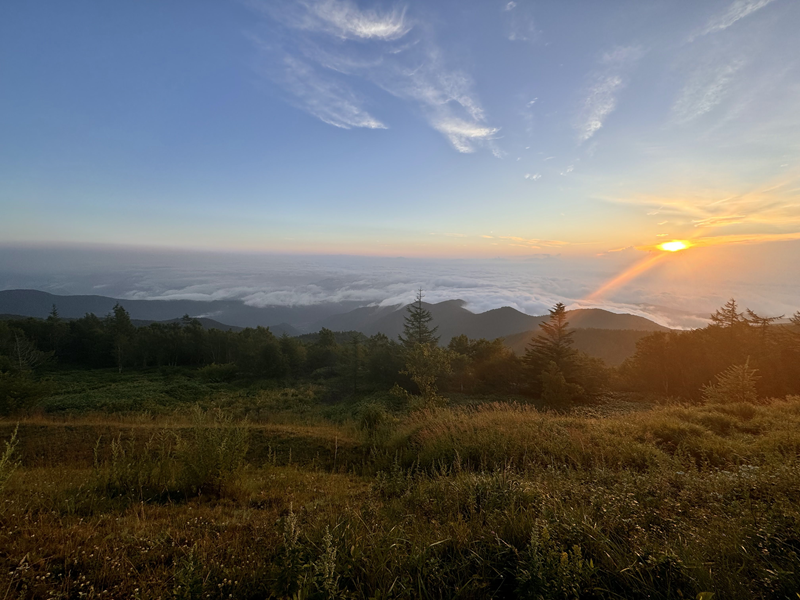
[710,299,745,327]
[399,289,439,348]
[107,303,134,373]
[524,302,576,370]
[702,359,760,404]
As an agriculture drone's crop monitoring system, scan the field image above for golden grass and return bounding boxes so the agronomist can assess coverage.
[1,397,798,598]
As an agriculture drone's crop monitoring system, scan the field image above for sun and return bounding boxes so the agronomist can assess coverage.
[658,240,690,252]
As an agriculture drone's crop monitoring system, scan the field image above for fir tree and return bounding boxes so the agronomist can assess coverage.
[702,359,760,404]
[710,299,745,327]
[524,302,576,371]
[399,289,439,348]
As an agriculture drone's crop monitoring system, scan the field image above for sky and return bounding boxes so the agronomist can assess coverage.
[1,1,799,325]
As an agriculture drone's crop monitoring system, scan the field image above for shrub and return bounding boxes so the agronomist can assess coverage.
[540,361,583,405]
[198,362,238,383]
[358,402,392,441]
[0,371,50,415]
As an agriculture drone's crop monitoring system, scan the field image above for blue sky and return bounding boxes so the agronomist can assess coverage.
[1,0,799,320]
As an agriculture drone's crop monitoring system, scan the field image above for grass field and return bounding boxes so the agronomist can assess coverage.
[1,370,799,598]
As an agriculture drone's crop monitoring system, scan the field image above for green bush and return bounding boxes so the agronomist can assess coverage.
[0,371,50,415]
[198,362,238,383]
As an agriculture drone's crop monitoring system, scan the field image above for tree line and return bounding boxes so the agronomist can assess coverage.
[1,292,799,414]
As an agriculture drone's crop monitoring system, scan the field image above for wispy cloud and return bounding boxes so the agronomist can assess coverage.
[576,46,643,143]
[672,59,745,124]
[303,0,411,41]
[278,56,386,129]
[503,1,538,43]
[691,214,747,228]
[698,0,776,37]
[497,236,571,249]
[524,173,541,181]
[251,0,497,153]
[432,118,499,152]
[604,174,800,239]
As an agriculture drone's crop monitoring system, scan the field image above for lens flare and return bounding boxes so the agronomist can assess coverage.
[658,240,689,252]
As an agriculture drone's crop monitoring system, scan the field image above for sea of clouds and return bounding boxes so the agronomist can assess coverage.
[1,244,798,329]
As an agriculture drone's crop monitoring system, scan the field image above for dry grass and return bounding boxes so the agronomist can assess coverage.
[1,396,799,598]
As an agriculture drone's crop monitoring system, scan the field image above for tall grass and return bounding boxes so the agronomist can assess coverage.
[92,406,248,501]
[0,425,18,494]
[1,396,799,598]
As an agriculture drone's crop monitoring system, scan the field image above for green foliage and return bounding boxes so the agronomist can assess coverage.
[198,362,238,383]
[702,359,760,404]
[358,402,392,440]
[516,523,595,599]
[446,335,522,394]
[94,429,182,501]
[0,371,50,415]
[4,397,800,597]
[401,343,453,409]
[523,303,608,403]
[540,361,583,405]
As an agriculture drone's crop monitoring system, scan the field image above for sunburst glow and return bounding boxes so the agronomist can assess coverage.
[658,240,690,252]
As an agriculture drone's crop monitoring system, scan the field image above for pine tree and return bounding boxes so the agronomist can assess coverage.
[710,299,745,327]
[524,302,576,370]
[398,289,439,348]
[702,359,760,404]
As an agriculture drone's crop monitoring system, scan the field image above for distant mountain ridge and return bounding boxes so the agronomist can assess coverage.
[1,289,671,365]
[316,299,669,343]
[0,289,357,331]
[0,289,668,344]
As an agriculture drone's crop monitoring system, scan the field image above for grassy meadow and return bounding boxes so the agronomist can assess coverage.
[1,369,799,599]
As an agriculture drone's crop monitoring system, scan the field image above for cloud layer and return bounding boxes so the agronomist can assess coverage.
[3,246,798,330]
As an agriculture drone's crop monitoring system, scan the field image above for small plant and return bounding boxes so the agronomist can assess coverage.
[516,523,595,599]
[0,425,20,493]
[702,359,760,404]
[173,545,205,600]
[314,526,341,599]
[179,406,249,496]
[272,505,313,598]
